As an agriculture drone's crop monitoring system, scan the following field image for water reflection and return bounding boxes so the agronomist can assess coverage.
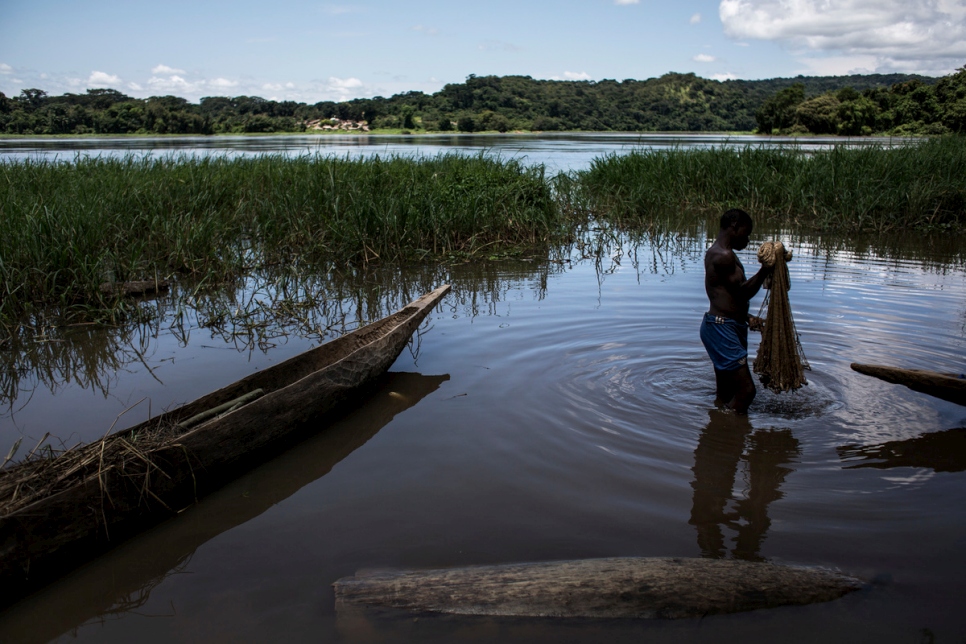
[0,259,558,418]
[0,132,912,172]
[689,409,801,561]
[838,428,966,473]
[0,371,448,643]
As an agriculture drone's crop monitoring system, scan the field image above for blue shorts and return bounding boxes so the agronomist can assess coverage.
[700,313,748,372]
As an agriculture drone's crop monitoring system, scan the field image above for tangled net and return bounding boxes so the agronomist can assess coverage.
[753,241,809,393]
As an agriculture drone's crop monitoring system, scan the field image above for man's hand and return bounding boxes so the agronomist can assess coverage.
[748,315,765,332]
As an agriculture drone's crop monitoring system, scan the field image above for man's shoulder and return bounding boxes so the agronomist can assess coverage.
[706,243,736,267]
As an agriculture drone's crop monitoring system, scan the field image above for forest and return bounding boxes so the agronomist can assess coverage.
[0,67,963,136]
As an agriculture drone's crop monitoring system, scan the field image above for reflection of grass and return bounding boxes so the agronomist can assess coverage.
[0,260,564,411]
[0,153,560,334]
[578,135,966,234]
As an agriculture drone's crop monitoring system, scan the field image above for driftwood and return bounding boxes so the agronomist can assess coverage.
[98,280,170,297]
[0,285,451,604]
[851,363,966,406]
[334,557,862,619]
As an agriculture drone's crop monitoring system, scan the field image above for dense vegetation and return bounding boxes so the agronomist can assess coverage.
[579,136,966,232]
[755,67,966,135]
[0,154,558,328]
[0,70,946,136]
[2,136,965,337]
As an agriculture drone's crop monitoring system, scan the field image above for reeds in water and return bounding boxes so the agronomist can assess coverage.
[578,135,966,233]
[0,153,560,332]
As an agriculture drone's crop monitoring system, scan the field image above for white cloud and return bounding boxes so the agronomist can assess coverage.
[327,76,362,89]
[411,25,440,35]
[693,54,716,62]
[152,64,185,75]
[147,74,194,92]
[690,13,702,24]
[615,0,640,4]
[311,76,368,101]
[209,77,238,89]
[713,72,738,81]
[719,0,966,74]
[0,64,385,104]
[0,63,12,74]
[88,71,121,86]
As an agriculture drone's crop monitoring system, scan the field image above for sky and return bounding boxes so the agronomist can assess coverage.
[1,0,964,104]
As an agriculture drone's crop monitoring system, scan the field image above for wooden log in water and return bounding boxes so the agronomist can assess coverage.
[334,557,862,619]
[850,363,966,406]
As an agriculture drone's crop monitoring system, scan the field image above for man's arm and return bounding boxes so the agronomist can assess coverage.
[711,251,773,304]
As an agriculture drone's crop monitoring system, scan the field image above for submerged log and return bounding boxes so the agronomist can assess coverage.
[850,362,966,406]
[334,557,862,619]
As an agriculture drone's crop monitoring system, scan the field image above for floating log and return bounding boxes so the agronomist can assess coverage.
[334,557,862,619]
[850,363,966,406]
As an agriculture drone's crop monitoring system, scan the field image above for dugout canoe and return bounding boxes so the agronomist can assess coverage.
[0,372,449,641]
[0,285,451,604]
[850,362,966,406]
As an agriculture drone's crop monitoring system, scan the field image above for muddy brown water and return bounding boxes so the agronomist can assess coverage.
[1,228,965,643]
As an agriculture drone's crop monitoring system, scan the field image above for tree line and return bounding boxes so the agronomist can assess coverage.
[0,68,961,136]
[755,66,966,135]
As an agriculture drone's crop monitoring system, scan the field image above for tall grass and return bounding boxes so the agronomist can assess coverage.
[0,153,559,329]
[579,136,966,233]
[3,138,965,336]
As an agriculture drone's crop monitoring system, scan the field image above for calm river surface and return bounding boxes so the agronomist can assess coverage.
[0,132,915,173]
[1,228,965,643]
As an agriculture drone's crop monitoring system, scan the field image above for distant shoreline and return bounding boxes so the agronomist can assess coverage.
[6,130,921,140]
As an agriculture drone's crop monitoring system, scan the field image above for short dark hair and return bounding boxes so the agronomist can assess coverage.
[720,208,753,231]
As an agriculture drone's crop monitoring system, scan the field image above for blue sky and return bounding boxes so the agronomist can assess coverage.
[1,0,964,103]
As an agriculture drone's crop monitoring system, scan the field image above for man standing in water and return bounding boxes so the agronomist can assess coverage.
[701,209,772,414]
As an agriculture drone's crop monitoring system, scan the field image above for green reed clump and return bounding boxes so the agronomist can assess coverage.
[579,135,966,233]
[0,153,559,331]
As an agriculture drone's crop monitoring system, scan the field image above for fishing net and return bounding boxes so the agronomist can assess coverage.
[753,241,809,393]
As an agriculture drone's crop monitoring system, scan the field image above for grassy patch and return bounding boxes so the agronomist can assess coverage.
[0,153,560,333]
[578,135,966,233]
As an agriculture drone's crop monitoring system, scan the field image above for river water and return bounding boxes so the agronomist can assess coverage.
[1,225,965,643]
[0,132,914,173]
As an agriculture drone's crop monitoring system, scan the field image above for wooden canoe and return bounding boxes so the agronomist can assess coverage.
[850,362,966,406]
[0,372,450,639]
[0,285,450,602]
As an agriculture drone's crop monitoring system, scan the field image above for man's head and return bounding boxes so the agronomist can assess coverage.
[720,208,753,250]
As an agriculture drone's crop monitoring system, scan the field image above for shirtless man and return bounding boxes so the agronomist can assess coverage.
[700,209,773,413]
